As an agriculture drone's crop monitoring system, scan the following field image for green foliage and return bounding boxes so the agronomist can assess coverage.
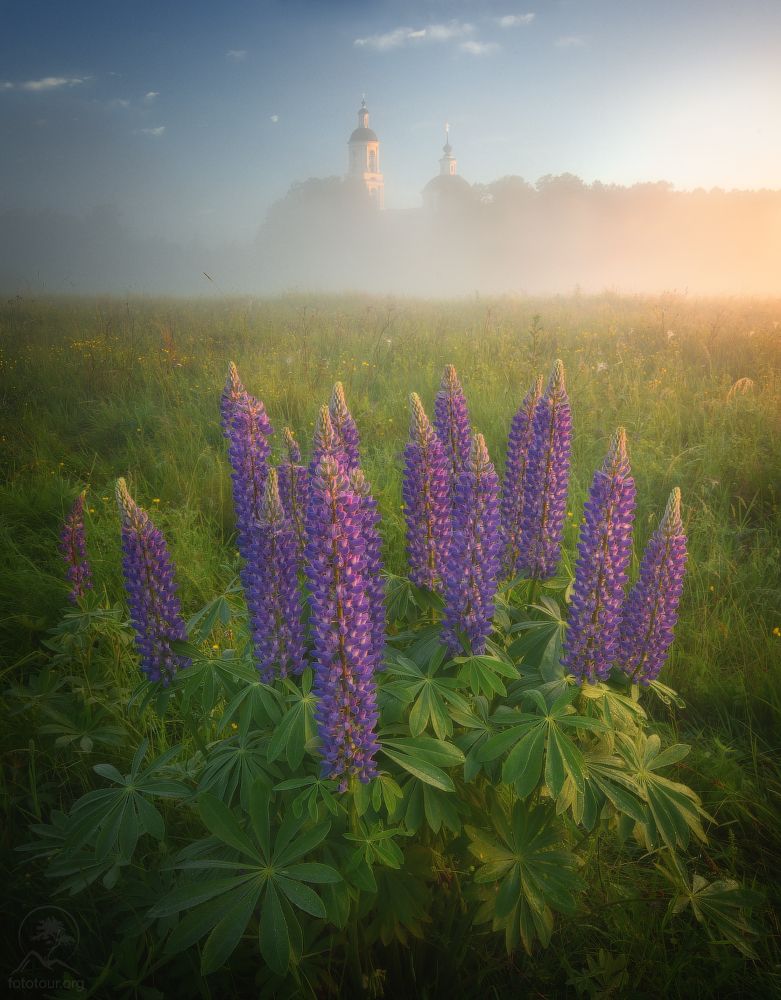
[3,294,779,996]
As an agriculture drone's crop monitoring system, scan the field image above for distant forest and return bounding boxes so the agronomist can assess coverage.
[2,175,779,295]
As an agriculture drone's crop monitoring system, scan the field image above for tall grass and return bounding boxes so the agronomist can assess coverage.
[1,293,780,994]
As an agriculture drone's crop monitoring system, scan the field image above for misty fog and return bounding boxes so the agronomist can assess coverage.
[2,175,779,297]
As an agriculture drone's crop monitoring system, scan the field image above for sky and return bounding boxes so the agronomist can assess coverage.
[2,0,780,246]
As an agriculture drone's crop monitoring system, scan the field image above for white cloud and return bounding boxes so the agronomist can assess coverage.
[20,76,87,92]
[270,114,279,123]
[136,125,166,136]
[497,14,535,28]
[144,91,159,104]
[0,82,13,91]
[354,21,473,50]
[109,98,130,109]
[460,40,499,56]
[226,49,247,62]
[555,35,586,48]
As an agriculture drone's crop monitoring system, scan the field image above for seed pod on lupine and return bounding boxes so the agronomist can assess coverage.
[501,376,543,578]
[442,433,502,656]
[304,456,379,786]
[616,488,688,685]
[402,393,451,591]
[220,362,273,559]
[434,365,471,499]
[115,478,189,684]
[244,467,306,682]
[517,359,572,580]
[60,491,93,603]
[329,382,361,473]
[562,428,636,683]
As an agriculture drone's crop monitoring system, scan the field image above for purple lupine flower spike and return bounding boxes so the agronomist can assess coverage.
[501,376,543,578]
[616,487,688,685]
[402,393,451,591]
[309,404,346,476]
[305,456,379,787]
[562,428,636,684]
[442,433,502,656]
[329,382,361,473]
[517,359,572,580]
[434,365,472,499]
[245,467,306,682]
[115,478,189,684]
[220,362,274,559]
[60,491,93,603]
[278,427,308,557]
[350,468,386,666]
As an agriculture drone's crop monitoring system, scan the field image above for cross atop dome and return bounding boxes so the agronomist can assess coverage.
[440,123,457,176]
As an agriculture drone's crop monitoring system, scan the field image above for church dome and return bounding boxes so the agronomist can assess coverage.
[422,173,472,195]
[349,126,378,143]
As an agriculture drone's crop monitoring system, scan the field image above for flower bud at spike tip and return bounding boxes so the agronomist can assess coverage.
[442,432,502,656]
[434,364,472,501]
[501,375,543,577]
[245,466,306,681]
[283,426,302,465]
[310,404,346,475]
[517,359,572,580]
[403,393,451,590]
[220,362,273,560]
[115,478,189,684]
[616,487,687,685]
[329,382,361,473]
[561,428,636,683]
[60,491,93,603]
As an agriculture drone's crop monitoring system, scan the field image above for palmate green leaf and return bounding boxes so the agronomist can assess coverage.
[467,800,581,955]
[689,877,763,958]
[502,725,546,797]
[157,779,340,975]
[381,749,454,792]
[616,732,708,850]
[197,731,278,809]
[455,654,519,698]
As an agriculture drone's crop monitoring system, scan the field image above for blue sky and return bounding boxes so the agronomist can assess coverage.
[2,0,780,244]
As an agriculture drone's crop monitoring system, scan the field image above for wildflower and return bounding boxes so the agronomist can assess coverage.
[442,433,502,656]
[60,491,92,603]
[517,359,572,580]
[309,404,346,476]
[350,468,386,665]
[115,478,189,684]
[402,393,451,591]
[304,456,379,786]
[501,375,543,578]
[329,382,361,472]
[616,488,688,684]
[434,364,471,500]
[562,429,636,683]
[278,427,308,556]
[220,362,273,559]
[244,468,306,682]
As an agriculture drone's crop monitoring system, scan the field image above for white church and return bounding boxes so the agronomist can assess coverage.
[346,99,473,211]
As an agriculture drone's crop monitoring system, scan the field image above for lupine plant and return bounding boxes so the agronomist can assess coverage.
[30,359,760,993]
[115,477,189,683]
[60,490,93,602]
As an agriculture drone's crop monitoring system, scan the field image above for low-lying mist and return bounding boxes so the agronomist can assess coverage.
[2,175,779,296]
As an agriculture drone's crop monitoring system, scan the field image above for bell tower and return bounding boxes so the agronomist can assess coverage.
[439,123,457,177]
[347,98,384,209]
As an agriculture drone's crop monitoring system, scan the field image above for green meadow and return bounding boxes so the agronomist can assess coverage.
[2,294,780,996]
